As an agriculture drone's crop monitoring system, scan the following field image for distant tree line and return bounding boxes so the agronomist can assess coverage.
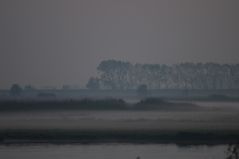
[87,59,239,90]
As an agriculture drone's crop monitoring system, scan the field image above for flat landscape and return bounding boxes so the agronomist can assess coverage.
[0,101,238,144]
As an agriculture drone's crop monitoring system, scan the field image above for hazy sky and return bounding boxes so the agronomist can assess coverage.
[0,0,239,89]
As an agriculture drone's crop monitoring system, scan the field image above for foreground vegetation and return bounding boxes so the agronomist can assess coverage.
[0,129,238,145]
[0,98,199,112]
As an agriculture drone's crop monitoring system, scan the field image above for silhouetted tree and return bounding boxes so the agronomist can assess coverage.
[97,60,131,89]
[62,85,70,90]
[90,60,239,90]
[10,84,23,96]
[24,85,35,91]
[86,77,100,90]
[137,84,148,99]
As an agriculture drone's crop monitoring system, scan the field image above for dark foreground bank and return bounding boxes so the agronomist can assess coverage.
[0,98,199,112]
[0,129,239,145]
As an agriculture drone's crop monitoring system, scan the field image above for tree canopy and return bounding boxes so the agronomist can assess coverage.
[87,60,239,90]
[10,84,23,96]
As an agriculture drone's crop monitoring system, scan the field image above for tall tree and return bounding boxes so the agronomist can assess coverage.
[90,60,239,90]
[10,84,23,96]
[86,77,100,90]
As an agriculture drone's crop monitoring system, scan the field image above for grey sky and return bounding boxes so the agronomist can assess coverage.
[0,0,239,89]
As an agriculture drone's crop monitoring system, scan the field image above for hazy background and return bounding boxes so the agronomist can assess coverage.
[0,0,238,89]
